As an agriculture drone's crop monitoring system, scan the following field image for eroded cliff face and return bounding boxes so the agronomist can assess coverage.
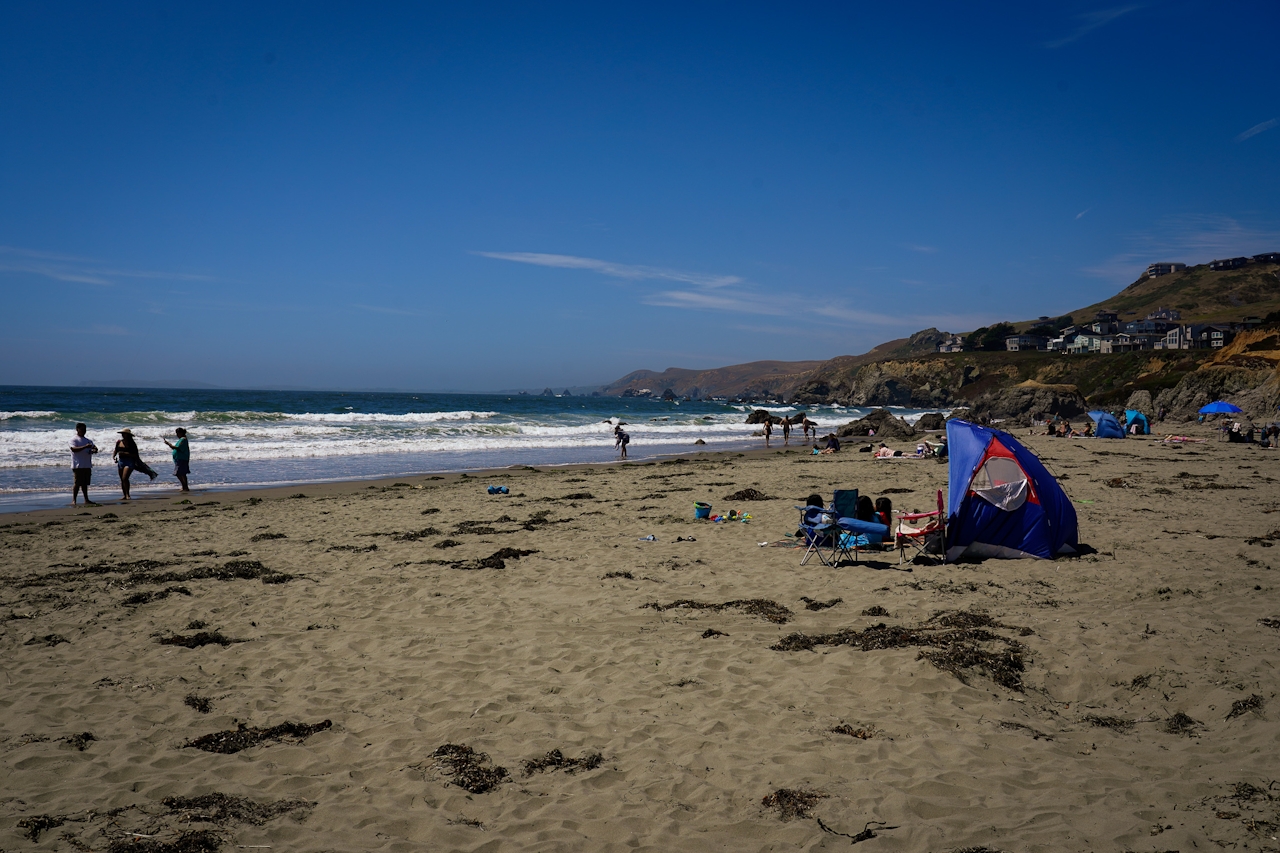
[1154,330,1280,420]
[794,356,1081,411]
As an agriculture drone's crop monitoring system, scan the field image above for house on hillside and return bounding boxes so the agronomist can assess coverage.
[1146,307,1181,321]
[1145,262,1186,278]
[1253,252,1280,264]
[1067,333,1110,354]
[1005,334,1048,352]
[1090,311,1120,335]
[1123,319,1174,335]
[936,333,966,353]
[1102,333,1160,353]
[1209,257,1249,271]
[1157,323,1238,350]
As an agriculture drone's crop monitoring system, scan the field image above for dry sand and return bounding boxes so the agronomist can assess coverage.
[2,429,1279,852]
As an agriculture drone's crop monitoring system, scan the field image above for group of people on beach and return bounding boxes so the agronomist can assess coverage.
[69,424,190,505]
[763,414,819,448]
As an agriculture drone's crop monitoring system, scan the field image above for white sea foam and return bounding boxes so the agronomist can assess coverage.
[0,411,60,420]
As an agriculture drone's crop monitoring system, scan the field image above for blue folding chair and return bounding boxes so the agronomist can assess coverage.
[796,490,861,566]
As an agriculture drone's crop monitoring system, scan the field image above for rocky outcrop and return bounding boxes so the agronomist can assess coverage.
[914,412,947,431]
[837,409,918,441]
[964,382,1087,425]
[1123,390,1154,417]
[1154,366,1271,420]
[1154,329,1280,421]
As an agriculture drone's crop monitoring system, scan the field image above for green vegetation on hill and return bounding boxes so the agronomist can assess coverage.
[1014,261,1280,331]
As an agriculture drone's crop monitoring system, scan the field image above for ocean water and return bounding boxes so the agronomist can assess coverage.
[0,385,932,512]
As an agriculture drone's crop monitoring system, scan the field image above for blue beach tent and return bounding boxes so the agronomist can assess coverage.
[946,419,1079,561]
[1124,410,1150,435]
[1088,411,1125,439]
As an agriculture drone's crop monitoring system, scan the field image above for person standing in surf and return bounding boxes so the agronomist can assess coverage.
[70,422,99,506]
[163,427,191,492]
[614,424,630,459]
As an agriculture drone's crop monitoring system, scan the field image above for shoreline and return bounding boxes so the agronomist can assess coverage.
[0,441,799,522]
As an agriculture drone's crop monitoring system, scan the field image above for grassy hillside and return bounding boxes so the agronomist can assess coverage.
[1016,261,1280,331]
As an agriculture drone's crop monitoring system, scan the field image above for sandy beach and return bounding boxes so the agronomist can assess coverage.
[2,428,1278,852]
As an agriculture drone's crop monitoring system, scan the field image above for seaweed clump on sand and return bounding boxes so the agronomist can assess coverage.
[123,586,192,606]
[1082,714,1134,731]
[1227,694,1265,720]
[602,571,634,580]
[183,720,332,754]
[761,788,828,821]
[144,560,293,585]
[17,815,64,841]
[800,597,842,611]
[724,488,774,501]
[861,605,890,617]
[644,599,793,624]
[184,694,213,714]
[432,744,510,793]
[521,749,603,776]
[1164,711,1201,735]
[158,632,241,649]
[107,830,223,853]
[831,724,876,739]
[160,793,314,825]
[392,527,442,542]
[770,610,1029,691]
[451,548,539,571]
[63,731,96,750]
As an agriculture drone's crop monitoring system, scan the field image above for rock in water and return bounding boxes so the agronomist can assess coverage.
[837,409,917,440]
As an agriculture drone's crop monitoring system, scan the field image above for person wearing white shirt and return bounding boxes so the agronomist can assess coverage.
[70,422,99,506]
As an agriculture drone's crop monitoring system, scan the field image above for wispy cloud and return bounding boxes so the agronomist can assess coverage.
[1076,208,1091,220]
[1237,118,1279,142]
[641,289,786,316]
[476,249,1005,335]
[0,245,215,286]
[1084,214,1280,283]
[903,244,937,254]
[474,251,742,288]
[353,303,424,317]
[1046,5,1140,48]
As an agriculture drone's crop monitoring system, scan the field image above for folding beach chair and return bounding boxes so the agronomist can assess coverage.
[895,489,946,564]
[795,489,859,566]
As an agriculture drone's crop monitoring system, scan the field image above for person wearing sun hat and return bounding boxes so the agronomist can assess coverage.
[112,428,157,500]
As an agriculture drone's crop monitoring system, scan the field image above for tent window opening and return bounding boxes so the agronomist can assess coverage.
[970,456,1030,511]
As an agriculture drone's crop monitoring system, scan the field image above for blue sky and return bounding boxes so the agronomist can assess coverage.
[2,2,1278,391]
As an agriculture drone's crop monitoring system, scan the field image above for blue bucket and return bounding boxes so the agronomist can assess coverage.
[694,501,712,519]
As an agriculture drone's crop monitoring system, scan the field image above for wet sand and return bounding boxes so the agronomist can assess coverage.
[2,429,1278,852]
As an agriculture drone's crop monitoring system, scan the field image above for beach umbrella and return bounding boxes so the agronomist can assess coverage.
[1199,401,1243,414]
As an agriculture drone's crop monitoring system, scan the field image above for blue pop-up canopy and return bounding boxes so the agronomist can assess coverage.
[1124,410,1150,435]
[1199,401,1243,414]
[946,419,1079,560]
[1088,411,1125,439]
